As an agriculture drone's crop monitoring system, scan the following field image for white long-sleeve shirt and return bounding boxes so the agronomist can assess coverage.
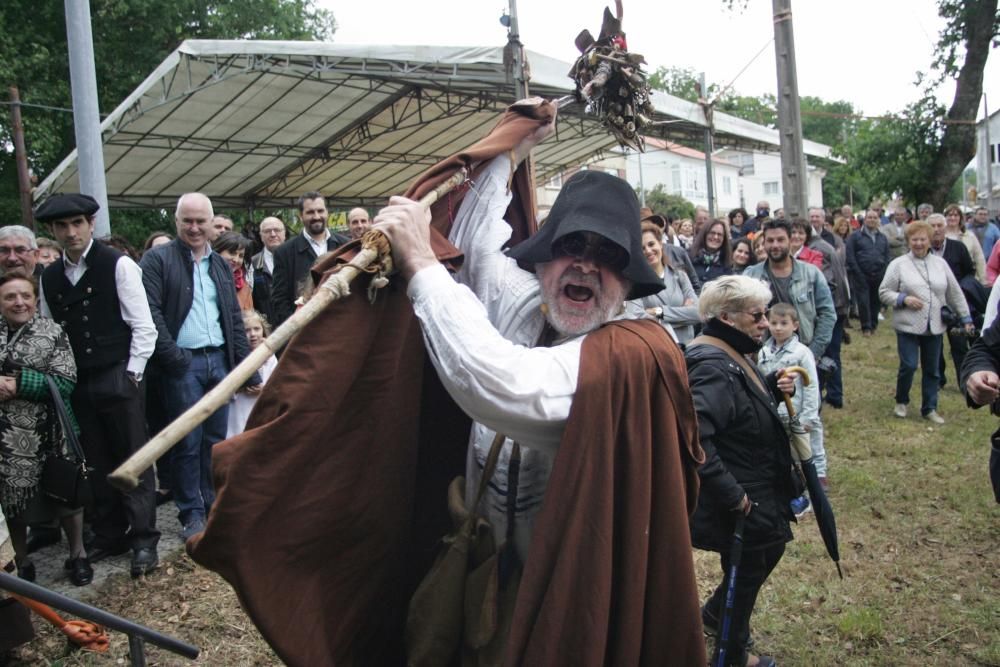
[39,239,156,375]
[410,156,582,562]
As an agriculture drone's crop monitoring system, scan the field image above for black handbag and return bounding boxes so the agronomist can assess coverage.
[40,375,94,508]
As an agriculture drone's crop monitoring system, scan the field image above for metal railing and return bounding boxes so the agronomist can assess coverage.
[0,571,199,666]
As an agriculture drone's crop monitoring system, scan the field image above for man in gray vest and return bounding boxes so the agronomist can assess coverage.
[36,194,160,579]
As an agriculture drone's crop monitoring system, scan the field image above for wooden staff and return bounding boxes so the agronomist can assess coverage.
[108,169,468,491]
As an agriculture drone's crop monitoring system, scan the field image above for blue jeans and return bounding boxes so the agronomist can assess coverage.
[895,332,943,416]
[164,349,229,526]
[820,314,845,406]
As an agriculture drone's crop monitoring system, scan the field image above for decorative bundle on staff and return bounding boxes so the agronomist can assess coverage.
[567,0,655,151]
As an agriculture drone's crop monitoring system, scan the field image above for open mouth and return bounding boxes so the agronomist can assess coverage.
[563,284,594,303]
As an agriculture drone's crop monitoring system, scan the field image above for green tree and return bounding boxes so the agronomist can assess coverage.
[810,0,997,207]
[640,184,696,220]
[0,0,336,245]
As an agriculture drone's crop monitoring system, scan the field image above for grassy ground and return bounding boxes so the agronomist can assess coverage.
[7,321,1000,666]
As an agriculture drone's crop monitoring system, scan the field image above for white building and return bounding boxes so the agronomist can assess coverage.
[536,142,827,221]
[975,109,1000,214]
[614,138,743,213]
[537,139,742,218]
[715,148,826,212]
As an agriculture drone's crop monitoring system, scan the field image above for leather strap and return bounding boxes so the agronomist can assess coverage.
[689,334,769,398]
[472,432,507,510]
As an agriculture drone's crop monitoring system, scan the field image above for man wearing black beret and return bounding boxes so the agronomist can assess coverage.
[35,193,161,579]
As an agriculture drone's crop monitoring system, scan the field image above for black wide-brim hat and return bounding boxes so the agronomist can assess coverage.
[506,170,663,299]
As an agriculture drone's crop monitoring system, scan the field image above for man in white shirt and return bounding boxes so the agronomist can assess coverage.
[35,193,160,579]
[270,192,348,326]
[374,120,669,563]
[372,113,707,659]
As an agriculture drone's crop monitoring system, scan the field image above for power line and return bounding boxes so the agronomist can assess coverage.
[0,99,108,118]
[711,38,774,105]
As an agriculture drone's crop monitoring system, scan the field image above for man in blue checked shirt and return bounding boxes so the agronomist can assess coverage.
[140,193,260,541]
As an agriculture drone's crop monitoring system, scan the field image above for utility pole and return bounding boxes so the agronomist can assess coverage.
[65,0,110,236]
[8,87,34,229]
[700,72,716,218]
[984,94,994,213]
[771,0,809,219]
[506,0,529,100]
[636,151,646,208]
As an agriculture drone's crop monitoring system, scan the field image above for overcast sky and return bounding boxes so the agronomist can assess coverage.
[326,0,998,118]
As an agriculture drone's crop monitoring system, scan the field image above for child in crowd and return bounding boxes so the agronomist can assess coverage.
[226,310,277,438]
[758,303,824,516]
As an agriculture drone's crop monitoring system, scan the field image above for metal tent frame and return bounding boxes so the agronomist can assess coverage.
[34,40,834,210]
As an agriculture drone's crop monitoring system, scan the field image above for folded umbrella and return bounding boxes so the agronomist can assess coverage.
[780,367,843,579]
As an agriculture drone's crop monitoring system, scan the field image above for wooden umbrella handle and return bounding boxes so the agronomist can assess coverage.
[108,169,468,492]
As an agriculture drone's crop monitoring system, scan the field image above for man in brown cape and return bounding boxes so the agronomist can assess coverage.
[189,100,706,665]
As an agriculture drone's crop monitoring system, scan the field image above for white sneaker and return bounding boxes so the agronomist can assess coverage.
[923,411,945,425]
[894,404,907,418]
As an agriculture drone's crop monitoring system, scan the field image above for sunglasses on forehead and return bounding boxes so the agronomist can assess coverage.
[551,232,628,270]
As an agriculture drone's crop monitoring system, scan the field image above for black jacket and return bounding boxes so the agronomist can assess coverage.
[959,319,1000,503]
[938,238,975,283]
[250,250,275,326]
[846,228,891,278]
[139,238,259,384]
[270,232,348,327]
[685,319,797,552]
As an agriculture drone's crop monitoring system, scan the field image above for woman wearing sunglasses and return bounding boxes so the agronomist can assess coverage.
[685,275,801,667]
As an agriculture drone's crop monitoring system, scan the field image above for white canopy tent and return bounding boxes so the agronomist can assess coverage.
[35,40,834,210]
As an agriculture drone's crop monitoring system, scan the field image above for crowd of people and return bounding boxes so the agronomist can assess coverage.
[0,192,373,594]
[1,119,998,665]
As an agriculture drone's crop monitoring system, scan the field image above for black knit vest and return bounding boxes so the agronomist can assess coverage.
[42,241,132,372]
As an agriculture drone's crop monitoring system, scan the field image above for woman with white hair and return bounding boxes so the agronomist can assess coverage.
[879,220,973,424]
[684,275,800,667]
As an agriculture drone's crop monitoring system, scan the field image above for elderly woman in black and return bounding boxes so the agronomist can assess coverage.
[685,275,799,667]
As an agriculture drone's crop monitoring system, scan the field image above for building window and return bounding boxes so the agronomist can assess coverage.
[686,169,699,192]
[545,172,563,189]
[723,176,732,195]
[763,181,779,195]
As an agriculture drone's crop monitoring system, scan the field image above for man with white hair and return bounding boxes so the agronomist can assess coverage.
[250,216,286,324]
[0,226,40,278]
[140,193,260,539]
[373,111,706,662]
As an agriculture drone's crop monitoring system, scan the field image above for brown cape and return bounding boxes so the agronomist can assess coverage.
[188,101,706,665]
[507,319,706,666]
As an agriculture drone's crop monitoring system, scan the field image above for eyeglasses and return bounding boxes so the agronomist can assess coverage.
[261,229,284,235]
[0,246,33,257]
[740,309,770,323]
[552,232,628,270]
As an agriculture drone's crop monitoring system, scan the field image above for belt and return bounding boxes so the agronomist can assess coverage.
[186,345,223,355]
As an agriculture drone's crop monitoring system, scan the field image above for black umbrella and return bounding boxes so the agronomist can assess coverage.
[781,374,843,579]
